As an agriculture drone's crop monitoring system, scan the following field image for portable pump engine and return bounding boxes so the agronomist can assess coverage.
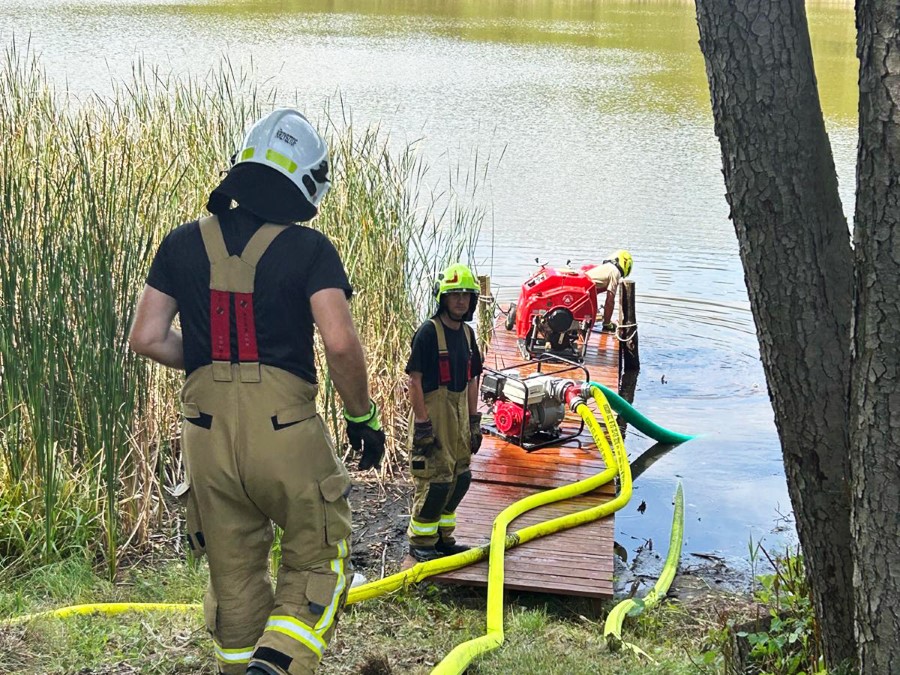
[480,358,591,451]
[505,266,598,362]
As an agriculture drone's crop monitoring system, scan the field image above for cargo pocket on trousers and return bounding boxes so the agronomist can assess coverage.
[409,451,435,480]
[272,402,317,431]
[182,402,213,429]
[318,470,352,546]
[173,481,206,558]
[305,571,339,623]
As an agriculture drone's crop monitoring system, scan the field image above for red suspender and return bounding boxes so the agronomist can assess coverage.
[210,290,231,361]
[234,293,259,361]
[432,320,473,387]
[209,291,259,363]
[201,219,286,371]
[465,324,473,381]
[438,351,452,386]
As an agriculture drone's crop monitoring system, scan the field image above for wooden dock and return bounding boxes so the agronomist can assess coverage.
[427,315,621,599]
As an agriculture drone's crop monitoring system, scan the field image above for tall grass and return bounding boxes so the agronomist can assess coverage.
[0,39,483,578]
[314,99,487,470]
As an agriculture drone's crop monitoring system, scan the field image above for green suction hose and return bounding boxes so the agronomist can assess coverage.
[589,381,693,444]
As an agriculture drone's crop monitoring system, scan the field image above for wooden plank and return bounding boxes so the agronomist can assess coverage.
[424,312,620,599]
[456,493,615,512]
[441,564,615,584]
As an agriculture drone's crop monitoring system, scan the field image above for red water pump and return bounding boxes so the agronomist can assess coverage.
[480,359,590,451]
[506,266,598,362]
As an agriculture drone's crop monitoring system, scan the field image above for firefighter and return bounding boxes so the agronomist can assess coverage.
[585,249,633,331]
[405,263,484,562]
[129,108,385,675]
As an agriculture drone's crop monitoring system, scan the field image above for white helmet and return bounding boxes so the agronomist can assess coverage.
[235,108,330,207]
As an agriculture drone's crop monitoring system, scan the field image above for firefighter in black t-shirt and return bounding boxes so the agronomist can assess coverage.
[129,109,385,675]
[405,263,484,562]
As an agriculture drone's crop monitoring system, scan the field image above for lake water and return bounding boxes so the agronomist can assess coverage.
[1,0,858,579]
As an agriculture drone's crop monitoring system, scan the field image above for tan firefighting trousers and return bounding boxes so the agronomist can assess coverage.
[181,364,351,675]
[407,387,472,548]
[179,216,352,675]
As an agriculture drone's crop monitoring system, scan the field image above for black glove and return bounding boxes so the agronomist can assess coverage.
[602,321,617,333]
[412,419,441,457]
[469,413,483,454]
[344,401,386,471]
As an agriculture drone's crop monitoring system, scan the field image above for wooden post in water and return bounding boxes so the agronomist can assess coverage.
[619,279,639,372]
[477,275,493,354]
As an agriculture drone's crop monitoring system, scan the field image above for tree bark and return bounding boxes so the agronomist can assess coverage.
[694,0,856,669]
[851,1,900,672]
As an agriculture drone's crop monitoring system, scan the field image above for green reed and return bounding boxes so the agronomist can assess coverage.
[0,40,483,577]
[314,98,484,474]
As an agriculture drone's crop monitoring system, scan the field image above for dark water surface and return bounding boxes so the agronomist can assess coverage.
[2,0,858,573]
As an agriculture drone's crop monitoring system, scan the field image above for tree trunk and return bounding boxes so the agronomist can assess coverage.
[851,1,900,672]
[694,0,857,669]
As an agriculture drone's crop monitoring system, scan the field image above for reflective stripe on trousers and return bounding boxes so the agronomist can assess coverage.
[408,384,472,547]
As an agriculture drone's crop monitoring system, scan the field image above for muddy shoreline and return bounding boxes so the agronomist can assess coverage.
[347,472,758,601]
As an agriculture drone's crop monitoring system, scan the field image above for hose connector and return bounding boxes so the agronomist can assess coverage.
[566,393,586,411]
[547,378,576,403]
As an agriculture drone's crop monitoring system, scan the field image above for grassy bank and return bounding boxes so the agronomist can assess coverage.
[0,515,828,675]
[0,556,723,675]
[0,39,481,578]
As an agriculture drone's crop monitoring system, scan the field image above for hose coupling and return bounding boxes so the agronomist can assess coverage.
[567,395,586,411]
[547,378,576,403]
[579,382,595,400]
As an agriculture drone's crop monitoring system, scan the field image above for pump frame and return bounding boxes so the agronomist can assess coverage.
[481,354,590,452]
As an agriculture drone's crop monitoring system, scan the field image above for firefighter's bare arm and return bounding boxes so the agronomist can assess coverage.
[313,288,385,469]
[408,371,428,422]
[467,374,479,413]
[310,287,371,418]
[129,285,184,369]
[467,375,483,454]
[603,289,616,326]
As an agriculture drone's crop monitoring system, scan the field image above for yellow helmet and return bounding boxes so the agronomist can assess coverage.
[606,250,633,277]
[433,263,479,320]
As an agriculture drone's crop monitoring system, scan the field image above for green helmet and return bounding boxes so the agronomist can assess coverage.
[433,263,479,320]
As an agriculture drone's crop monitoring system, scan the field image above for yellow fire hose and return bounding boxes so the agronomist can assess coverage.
[429,385,632,674]
[337,385,623,608]
[3,385,674,672]
[2,602,198,626]
[603,481,684,657]
[4,434,621,629]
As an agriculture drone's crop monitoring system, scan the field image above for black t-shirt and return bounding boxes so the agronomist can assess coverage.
[405,317,484,394]
[146,208,352,383]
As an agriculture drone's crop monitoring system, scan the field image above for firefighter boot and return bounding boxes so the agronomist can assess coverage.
[435,470,472,555]
[435,532,470,556]
[409,545,445,562]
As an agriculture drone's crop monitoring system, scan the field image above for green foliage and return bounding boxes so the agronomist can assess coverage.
[336,586,701,675]
[1,38,239,579]
[703,545,825,675]
[0,39,482,579]
[739,548,823,675]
